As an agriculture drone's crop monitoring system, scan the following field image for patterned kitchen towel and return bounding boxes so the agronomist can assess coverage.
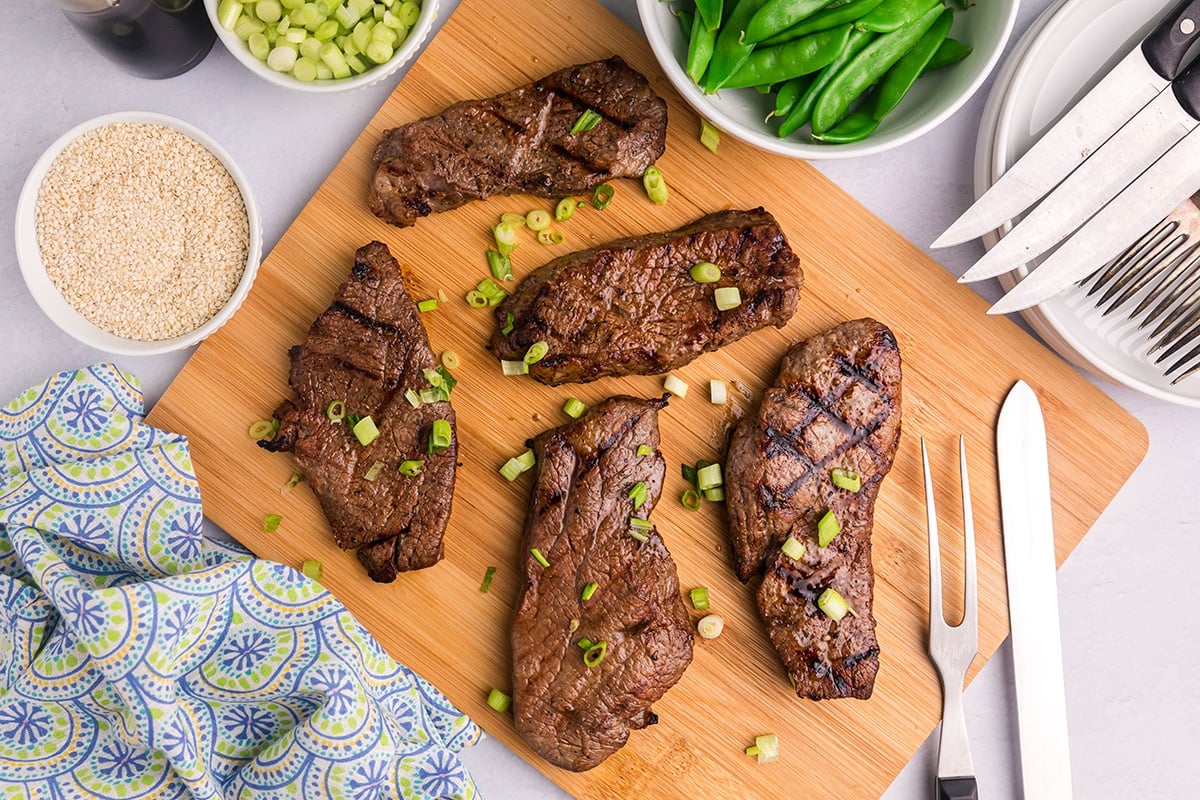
[0,364,480,799]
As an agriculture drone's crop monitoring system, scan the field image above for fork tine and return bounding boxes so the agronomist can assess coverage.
[1130,249,1200,321]
[959,436,978,636]
[922,438,942,627]
[1100,239,1199,314]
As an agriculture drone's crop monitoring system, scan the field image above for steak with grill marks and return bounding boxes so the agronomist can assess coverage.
[260,241,456,582]
[725,319,902,700]
[368,56,668,227]
[511,396,693,771]
[491,208,802,385]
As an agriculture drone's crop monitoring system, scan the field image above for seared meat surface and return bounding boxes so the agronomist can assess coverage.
[260,241,456,582]
[369,56,667,227]
[492,208,802,385]
[725,319,902,699]
[511,396,693,771]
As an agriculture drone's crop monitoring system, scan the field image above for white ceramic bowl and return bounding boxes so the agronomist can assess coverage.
[204,0,437,92]
[14,111,263,356]
[637,0,1019,159]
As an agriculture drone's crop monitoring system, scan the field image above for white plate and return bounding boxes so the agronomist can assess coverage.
[975,0,1200,406]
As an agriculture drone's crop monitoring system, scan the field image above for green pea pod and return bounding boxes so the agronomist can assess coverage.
[773,73,814,120]
[723,24,853,88]
[925,37,972,71]
[687,13,719,83]
[676,8,695,41]
[810,4,942,134]
[744,0,838,44]
[873,9,952,120]
[703,0,769,93]
[696,0,724,31]
[856,0,940,34]
[777,27,875,136]
[760,0,884,45]
[812,108,879,142]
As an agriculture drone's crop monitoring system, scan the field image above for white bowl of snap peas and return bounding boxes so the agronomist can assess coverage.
[638,0,1018,158]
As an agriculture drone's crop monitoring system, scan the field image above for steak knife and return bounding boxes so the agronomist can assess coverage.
[933,0,1200,249]
[996,381,1073,800]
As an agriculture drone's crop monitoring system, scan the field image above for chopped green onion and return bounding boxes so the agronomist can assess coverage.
[526,209,551,231]
[831,468,862,492]
[681,489,702,511]
[466,290,488,308]
[690,586,710,610]
[476,278,508,306]
[696,614,724,639]
[427,418,452,455]
[569,618,580,633]
[689,261,721,283]
[555,197,576,221]
[418,389,439,405]
[523,341,549,365]
[708,381,728,406]
[681,463,698,485]
[537,229,565,245]
[500,449,536,481]
[628,481,648,510]
[581,582,598,601]
[264,513,282,532]
[753,733,779,764]
[480,566,496,593]
[817,509,841,547]
[353,415,380,446]
[628,528,649,543]
[417,298,438,313]
[281,472,303,494]
[493,222,517,256]
[577,637,593,650]
[696,463,723,491]
[438,289,449,303]
[363,460,385,481]
[398,459,424,476]
[745,746,761,757]
[637,444,653,457]
[563,397,587,419]
[642,165,669,205]
[570,108,602,135]
[249,419,279,440]
[714,286,742,311]
[703,486,725,502]
[501,312,515,335]
[628,517,653,531]
[700,118,720,153]
[347,414,362,429]
[817,587,852,621]
[301,559,323,581]
[404,389,422,408]
[592,183,615,210]
[781,535,805,561]
[487,250,513,281]
[583,640,608,668]
[531,547,550,568]
[663,374,688,397]
[500,359,528,376]
[441,351,460,370]
[486,687,511,712]
[422,366,457,401]
[326,400,346,422]
[499,212,526,228]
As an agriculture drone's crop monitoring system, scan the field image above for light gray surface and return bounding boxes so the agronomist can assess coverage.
[2,2,1196,798]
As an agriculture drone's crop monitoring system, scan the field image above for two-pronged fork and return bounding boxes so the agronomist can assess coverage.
[923,437,979,800]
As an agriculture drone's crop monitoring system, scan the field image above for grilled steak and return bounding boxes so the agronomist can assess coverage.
[725,319,902,700]
[511,396,693,771]
[260,241,457,582]
[491,208,802,385]
[369,56,667,227]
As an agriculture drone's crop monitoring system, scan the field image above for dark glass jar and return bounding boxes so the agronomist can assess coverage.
[57,0,216,79]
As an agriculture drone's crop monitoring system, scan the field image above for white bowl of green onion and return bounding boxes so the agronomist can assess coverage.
[205,0,438,92]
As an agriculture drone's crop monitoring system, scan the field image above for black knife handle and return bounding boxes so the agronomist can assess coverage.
[1143,0,1200,80]
[1173,61,1200,118]
[937,776,979,800]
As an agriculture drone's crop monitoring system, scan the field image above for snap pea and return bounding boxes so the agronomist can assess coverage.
[772,73,814,120]
[744,0,838,44]
[703,0,769,92]
[810,4,942,134]
[724,24,852,88]
[696,0,724,31]
[925,37,972,71]
[777,27,875,137]
[760,0,884,45]
[856,0,940,34]
[675,8,694,41]
[873,9,952,120]
[811,108,879,143]
[687,12,719,83]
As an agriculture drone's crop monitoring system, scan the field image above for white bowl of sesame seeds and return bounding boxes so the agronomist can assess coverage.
[15,111,263,356]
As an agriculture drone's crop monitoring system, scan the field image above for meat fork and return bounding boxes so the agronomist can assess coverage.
[923,437,979,800]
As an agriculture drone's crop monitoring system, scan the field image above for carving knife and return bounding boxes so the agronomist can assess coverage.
[933,0,1200,249]
[996,381,1074,800]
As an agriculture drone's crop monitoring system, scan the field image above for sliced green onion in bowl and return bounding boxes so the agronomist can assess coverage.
[642,165,669,205]
[714,286,742,311]
[690,586,710,610]
[700,118,720,153]
[398,459,424,476]
[417,298,438,313]
[555,197,576,221]
[781,535,805,561]
[363,460,385,481]
[681,488,702,511]
[831,467,862,492]
[663,374,688,397]
[264,513,282,532]
[487,250,513,281]
[301,559,323,581]
[531,547,550,568]
[581,582,598,601]
[696,462,723,491]
[526,209,551,231]
[500,449,536,481]
[583,640,608,668]
[696,614,724,639]
[592,183,615,210]
[486,687,511,713]
[817,509,841,547]
[480,565,496,593]
[523,341,549,365]
[427,418,452,455]
[570,108,602,135]
[248,419,279,440]
[353,415,380,446]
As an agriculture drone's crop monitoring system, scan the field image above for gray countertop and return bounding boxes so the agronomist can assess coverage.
[2,1,1196,797]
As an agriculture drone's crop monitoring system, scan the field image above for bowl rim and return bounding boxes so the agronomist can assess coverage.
[13,110,264,356]
[635,0,1020,160]
[202,0,439,93]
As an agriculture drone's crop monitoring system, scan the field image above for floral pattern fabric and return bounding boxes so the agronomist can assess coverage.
[0,364,480,799]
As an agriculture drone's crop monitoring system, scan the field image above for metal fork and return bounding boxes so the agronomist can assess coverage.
[923,437,979,800]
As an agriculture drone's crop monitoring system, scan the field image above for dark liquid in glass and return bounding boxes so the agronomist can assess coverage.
[61,0,216,79]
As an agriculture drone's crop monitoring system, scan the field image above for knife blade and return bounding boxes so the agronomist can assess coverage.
[932,0,1200,249]
[996,381,1073,800]
[959,63,1200,284]
[989,122,1200,314]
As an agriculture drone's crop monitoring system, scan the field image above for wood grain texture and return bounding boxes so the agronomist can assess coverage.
[146,1,1148,797]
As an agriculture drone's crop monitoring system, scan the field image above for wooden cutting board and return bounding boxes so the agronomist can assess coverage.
[147,1,1148,797]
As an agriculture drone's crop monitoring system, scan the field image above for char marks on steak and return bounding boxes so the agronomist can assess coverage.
[369,56,667,227]
[260,241,456,582]
[511,396,693,771]
[725,319,902,699]
[492,208,802,385]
